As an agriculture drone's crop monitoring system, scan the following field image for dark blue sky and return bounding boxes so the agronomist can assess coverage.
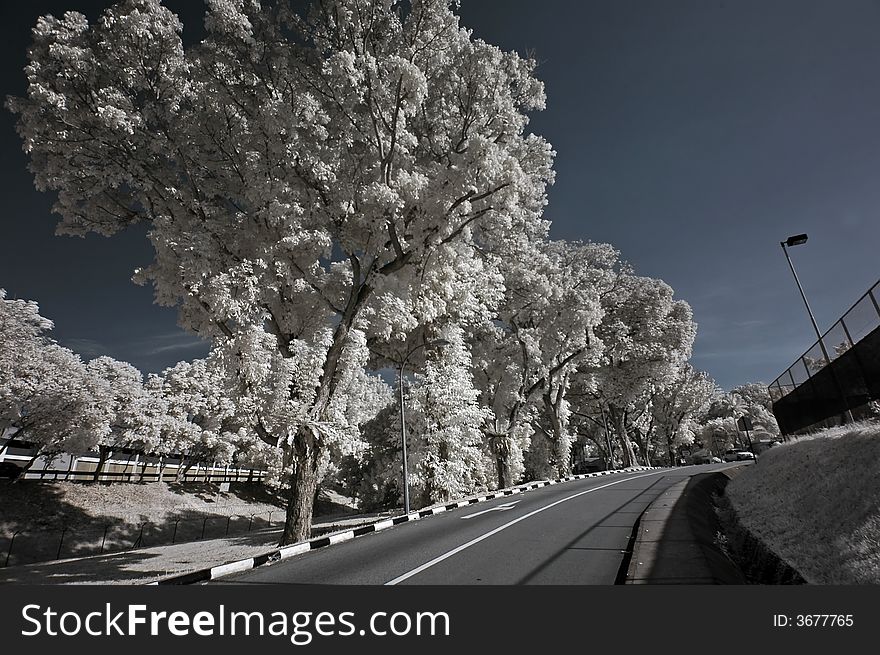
[2,0,879,390]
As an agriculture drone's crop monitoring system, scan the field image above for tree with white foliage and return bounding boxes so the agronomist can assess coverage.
[0,290,106,472]
[520,241,614,478]
[648,364,717,466]
[154,356,242,479]
[408,325,489,505]
[85,356,154,480]
[585,274,697,467]
[10,0,554,541]
[471,239,614,482]
[695,382,780,453]
[728,382,781,438]
[470,320,535,488]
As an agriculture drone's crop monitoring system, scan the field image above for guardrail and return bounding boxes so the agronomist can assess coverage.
[769,279,880,402]
[0,448,268,484]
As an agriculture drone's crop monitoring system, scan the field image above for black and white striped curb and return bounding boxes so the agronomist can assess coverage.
[150,466,661,585]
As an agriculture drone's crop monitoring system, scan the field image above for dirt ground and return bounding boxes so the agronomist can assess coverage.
[0,479,359,568]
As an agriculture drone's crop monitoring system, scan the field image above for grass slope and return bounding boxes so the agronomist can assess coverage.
[725,420,880,584]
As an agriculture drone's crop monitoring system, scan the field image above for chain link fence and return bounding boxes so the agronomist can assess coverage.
[2,506,287,568]
[769,279,880,434]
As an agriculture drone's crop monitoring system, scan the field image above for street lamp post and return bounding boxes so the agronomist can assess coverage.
[398,339,449,514]
[780,234,827,360]
[780,234,853,423]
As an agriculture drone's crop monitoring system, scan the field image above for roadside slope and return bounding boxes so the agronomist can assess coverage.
[724,420,880,584]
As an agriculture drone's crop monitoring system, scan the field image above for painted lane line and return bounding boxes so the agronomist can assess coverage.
[460,500,521,520]
[384,470,666,585]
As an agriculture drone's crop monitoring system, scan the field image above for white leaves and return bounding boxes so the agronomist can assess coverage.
[0,291,122,455]
[11,1,727,492]
[204,0,256,42]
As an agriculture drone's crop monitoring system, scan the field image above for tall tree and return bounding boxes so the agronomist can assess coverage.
[473,240,615,481]
[587,274,697,467]
[85,356,151,481]
[0,290,107,470]
[408,325,489,505]
[10,0,554,542]
[649,364,717,466]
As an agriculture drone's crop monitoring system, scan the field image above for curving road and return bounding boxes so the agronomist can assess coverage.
[218,466,731,586]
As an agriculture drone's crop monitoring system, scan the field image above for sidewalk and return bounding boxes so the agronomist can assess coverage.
[0,513,385,585]
[624,468,746,584]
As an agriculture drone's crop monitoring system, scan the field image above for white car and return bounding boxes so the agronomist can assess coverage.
[722,449,755,462]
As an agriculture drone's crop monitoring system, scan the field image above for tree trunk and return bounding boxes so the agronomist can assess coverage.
[280,426,321,546]
[276,272,374,544]
[666,430,677,467]
[495,452,507,489]
[92,445,112,483]
[39,452,58,479]
[635,431,649,466]
[495,438,510,489]
[0,431,15,459]
[14,446,45,482]
[177,456,193,482]
[611,406,637,468]
[543,392,571,478]
[122,453,133,481]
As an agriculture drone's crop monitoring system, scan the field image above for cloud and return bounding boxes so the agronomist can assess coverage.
[134,332,210,357]
[61,338,113,360]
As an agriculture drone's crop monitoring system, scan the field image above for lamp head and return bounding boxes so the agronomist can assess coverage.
[783,234,808,247]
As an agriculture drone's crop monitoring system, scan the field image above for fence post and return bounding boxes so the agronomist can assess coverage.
[200,517,210,540]
[248,514,255,532]
[100,524,110,554]
[171,518,181,544]
[56,527,68,560]
[132,524,146,549]
[4,530,23,567]
[225,516,232,536]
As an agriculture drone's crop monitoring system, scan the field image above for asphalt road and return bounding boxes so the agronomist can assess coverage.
[219,467,712,586]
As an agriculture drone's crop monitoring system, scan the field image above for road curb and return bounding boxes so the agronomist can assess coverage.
[151,466,661,585]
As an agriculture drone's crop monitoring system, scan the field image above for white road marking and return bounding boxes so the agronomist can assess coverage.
[460,500,521,519]
[384,470,665,585]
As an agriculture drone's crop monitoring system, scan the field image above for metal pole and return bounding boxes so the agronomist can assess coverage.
[745,427,755,459]
[600,404,613,469]
[781,242,825,353]
[56,527,67,560]
[781,241,854,423]
[5,530,22,567]
[399,360,411,515]
[395,339,448,515]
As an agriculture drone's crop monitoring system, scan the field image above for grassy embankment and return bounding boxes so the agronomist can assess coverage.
[725,420,880,584]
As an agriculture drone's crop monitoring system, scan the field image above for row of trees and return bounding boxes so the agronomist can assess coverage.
[7,0,778,544]
[1,247,779,522]
[0,289,277,478]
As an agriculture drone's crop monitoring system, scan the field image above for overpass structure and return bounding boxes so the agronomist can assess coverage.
[769,279,880,435]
